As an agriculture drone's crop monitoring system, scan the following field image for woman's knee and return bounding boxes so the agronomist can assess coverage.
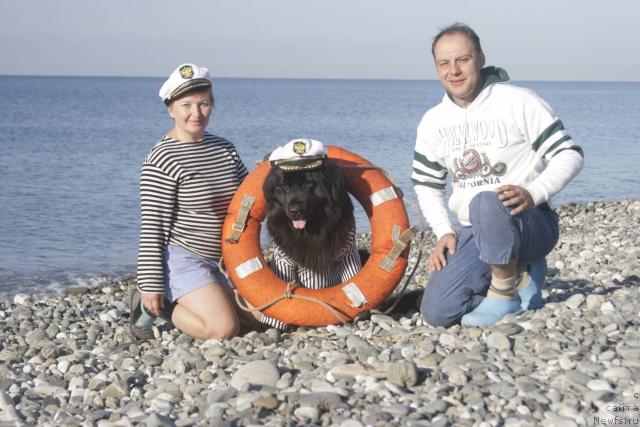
[202,315,240,340]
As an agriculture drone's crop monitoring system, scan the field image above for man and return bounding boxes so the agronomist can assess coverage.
[412,23,583,327]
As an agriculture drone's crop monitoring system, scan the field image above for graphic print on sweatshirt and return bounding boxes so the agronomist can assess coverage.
[453,148,507,188]
[436,118,509,158]
[435,118,510,189]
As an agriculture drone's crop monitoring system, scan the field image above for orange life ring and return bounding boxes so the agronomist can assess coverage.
[221,146,412,327]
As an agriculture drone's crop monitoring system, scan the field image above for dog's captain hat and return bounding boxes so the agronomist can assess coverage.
[269,139,328,171]
[159,63,212,104]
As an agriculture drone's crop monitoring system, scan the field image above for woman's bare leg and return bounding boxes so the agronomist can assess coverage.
[171,283,240,340]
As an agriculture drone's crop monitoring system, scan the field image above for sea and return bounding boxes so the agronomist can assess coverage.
[1,76,639,297]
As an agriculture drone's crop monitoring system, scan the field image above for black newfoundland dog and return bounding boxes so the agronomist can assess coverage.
[264,159,354,272]
[263,148,362,285]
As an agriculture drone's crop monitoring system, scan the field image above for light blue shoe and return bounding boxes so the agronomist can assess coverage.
[518,258,547,311]
[460,296,522,327]
[129,291,155,341]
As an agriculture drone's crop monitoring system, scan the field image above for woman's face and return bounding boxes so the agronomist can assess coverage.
[167,90,213,140]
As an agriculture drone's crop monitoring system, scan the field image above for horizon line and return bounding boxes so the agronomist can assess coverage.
[1,73,639,84]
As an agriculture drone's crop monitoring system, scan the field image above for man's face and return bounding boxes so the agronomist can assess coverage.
[433,32,485,107]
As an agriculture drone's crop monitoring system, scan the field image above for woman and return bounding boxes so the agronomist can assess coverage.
[131,63,248,340]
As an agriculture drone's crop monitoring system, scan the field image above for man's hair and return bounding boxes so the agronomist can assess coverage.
[431,23,483,57]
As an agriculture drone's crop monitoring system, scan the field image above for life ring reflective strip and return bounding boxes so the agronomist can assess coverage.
[221,145,413,327]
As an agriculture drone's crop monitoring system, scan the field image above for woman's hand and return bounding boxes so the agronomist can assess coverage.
[141,293,164,317]
[496,185,534,216]
[428,233,457,272]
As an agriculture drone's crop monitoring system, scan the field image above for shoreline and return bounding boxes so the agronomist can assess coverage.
[0,199,639,425]
[2,198,637,301]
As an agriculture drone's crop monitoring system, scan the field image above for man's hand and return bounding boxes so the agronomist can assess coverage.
[140,293,164,317]
[496,185,534,216]
[428,233,457,272]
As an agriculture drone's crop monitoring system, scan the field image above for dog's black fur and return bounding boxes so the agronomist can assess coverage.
[263,159,355,273]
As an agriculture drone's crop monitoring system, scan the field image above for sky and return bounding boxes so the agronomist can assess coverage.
[1,0,638,81]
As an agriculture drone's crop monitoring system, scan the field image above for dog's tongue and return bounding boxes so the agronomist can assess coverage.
[292,219,307,229]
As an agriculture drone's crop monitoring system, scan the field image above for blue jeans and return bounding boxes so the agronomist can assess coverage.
[420,191,559,327]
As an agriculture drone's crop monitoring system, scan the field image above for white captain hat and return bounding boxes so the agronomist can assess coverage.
[159,63,212,104]
[269,139,328,171]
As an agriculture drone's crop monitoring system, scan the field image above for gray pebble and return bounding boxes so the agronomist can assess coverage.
[387,361,419,388]
[586,294,605,310]
[230,360,279,389]
[346,336,380,362]
[25,329,47,347]
[438,333,458,348]
[486,332,511,351]
[602,367,631,381]
[565,294,585,310]
[13,294,31,305]
[586,379,613,391]
[600,301,615,314]
[145,413,176,427]
[442,366,467,386]
[0,391,19,422]
[294,405,320,422]
[493,322,524,336]
[298,392,344,410]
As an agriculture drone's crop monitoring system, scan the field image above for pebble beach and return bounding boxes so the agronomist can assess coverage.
[1,199,639,427]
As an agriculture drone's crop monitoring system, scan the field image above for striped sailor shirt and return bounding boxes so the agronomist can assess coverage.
[259,226,362,330]
[136,133,248,294]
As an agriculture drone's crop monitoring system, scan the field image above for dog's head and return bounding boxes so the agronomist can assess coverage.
[263,159,352,232]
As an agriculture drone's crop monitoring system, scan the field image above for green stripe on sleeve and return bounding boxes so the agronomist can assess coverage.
[412,167,445,181]
[414,151,444,171]
[554,146,584,157]
[532,119,565,152]
[543,135,572,157]
[411,178,446,190]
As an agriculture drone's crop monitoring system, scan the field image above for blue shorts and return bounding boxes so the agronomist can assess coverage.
[163,244,229,302]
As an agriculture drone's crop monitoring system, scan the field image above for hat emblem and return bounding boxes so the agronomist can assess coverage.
[179,65,194,79]
[293,141,307,155]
